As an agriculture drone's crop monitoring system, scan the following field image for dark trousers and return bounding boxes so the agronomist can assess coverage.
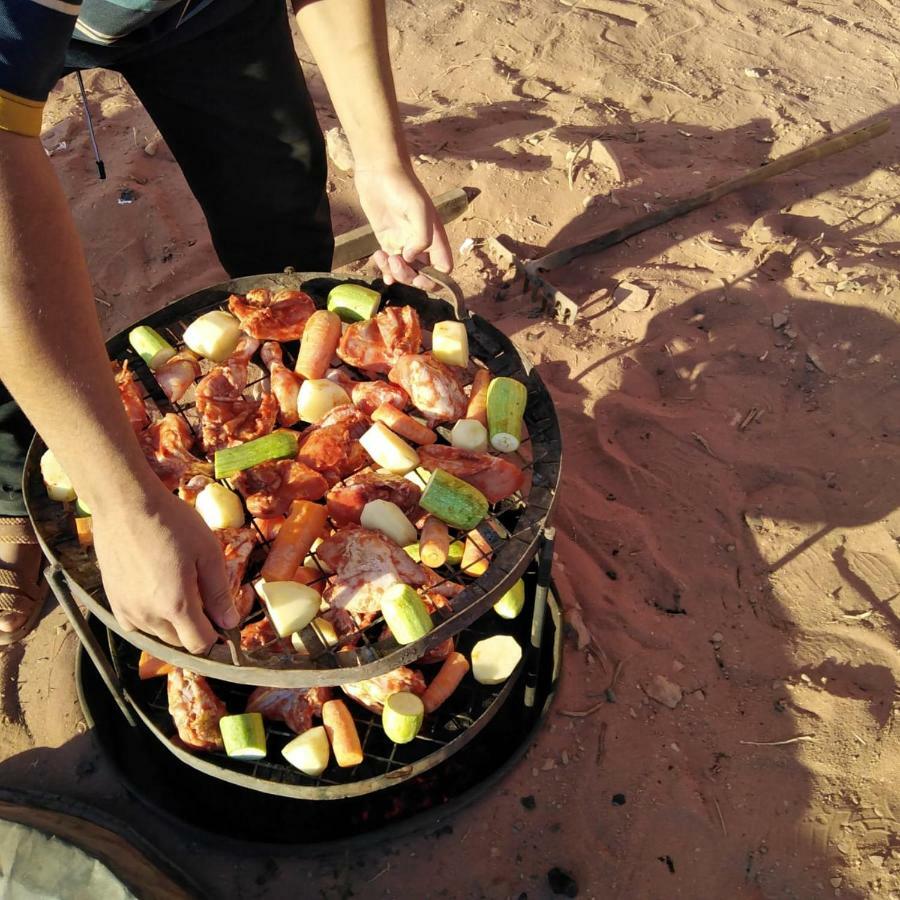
[0,0,333,516]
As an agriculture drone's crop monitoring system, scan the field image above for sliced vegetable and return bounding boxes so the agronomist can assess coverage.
[460,534,490,576]
[422,651,470,713]
[420,468,488,530]
[182,310,242,362]
[74,497,92,517]
[260,500,328,582]
[291,616,339,653]
[419,516,449,568]
[382,692,424,744]
[295,310,342,380]
[40,449,76,502]
[466,369,492,425]
[128,325,176,371]
[213,431,298,480]
[257,580,321,638]
[327,283,381,322]
[471,634,522,685]
[381,583,433,645]
[403,466,432,489]
[447,540,465,566]
[195,482,245,530]
[322,699,364,768]
[296,379,350,424]
[493,578,526,619]
[219,713,267,761]
[359,422,420,474]
[486,376,527,453]
[372,403,437,445]
[431,320,469,368]
[360,499,417,548]
[282,725,331,776]
[138,651,174,679]
[450,418,488,453]
[75,516,93,547]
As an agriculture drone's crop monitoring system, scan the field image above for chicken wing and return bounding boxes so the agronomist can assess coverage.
[140,414,212,492]
[260,341,301,426]
[167,668,226,751]
[246,686,332,734]
[341,667,426,714]
[337,307,422,374]
[350,380,410,416]
[155,350,201,404]
[233,458,328,518]
[326,471,421,526]
[297,405,371,485]
[317,525,429,619]
[417,445,525,503]
[114,360,149,433]
[388,353,467,426]
[228,288,316,341]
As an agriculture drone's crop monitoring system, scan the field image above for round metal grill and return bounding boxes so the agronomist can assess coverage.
[25,272,562,687]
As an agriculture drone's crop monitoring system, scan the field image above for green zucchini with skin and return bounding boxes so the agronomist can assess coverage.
[420,468,489,530]
[382,692,424,744]
[214,431,299,479]
[219,713,267,760]
[381,583,433,644]
[327,283,381,322]
[128,325,176,370]
[486,376,528,453]
[404,539,465,565]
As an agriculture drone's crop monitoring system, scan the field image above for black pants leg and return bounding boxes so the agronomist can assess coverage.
[116,0,334,278]
[0,0,334,511]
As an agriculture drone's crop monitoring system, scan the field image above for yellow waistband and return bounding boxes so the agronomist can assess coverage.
[0,89,44,138]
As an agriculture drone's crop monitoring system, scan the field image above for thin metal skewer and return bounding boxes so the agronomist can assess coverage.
[75,71,106,180]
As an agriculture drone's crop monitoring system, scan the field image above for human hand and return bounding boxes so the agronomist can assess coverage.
[354,164,453,290]
[91,487,238,654]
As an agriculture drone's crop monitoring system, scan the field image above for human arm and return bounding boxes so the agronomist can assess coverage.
[294,0,453,287]
[0,131,238,652]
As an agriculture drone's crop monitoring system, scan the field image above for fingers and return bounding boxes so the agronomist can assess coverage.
[109,599,137,634]
[198,546,240,630]
[426,220,454,274]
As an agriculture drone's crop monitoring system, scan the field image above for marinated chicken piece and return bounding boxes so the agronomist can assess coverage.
[317,525,429,618]
[195,335,278,452]
[319,606,364,645]
[233,459,328,518]
[326,471,421,526]
[324,367,359,390]
[350,380,410,417]
[113,360,149,433]
[379,621,454,664]
[422,571,465,601]
[228,288,316,341]
[253,516,284,542]
[215,526,258,617]
[240,616,291,652]
[417,445,525,503]
[155,349,201,404]
[140,414,212,492]
[337,306,422,375]
[297,405,371,486]
[388,353,467,426]
[167,668,226,751]
[234,583,255,620]
[246,686,332,734]
[260,341,301,426]
[341,667,426,715]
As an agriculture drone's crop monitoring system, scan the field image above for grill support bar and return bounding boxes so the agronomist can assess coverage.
[46,564,136,727]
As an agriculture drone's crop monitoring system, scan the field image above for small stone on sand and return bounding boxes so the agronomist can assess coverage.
[646,675,683,709]
[325,127,354,172]
[614,281,652,312]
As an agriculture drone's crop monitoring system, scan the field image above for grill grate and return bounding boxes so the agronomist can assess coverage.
[25,272,561,686]
[107,561,542,799]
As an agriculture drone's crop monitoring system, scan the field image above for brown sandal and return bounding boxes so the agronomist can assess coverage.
[0,517,46,645]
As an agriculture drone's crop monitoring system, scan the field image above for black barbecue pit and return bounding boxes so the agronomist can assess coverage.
[24,271,563,837]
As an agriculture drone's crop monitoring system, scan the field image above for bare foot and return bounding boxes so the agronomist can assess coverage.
[0,524,43,634]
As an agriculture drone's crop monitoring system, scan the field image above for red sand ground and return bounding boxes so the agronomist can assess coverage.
[2,0,899,897]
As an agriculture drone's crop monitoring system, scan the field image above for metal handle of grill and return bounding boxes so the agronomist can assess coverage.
[414,266,467,320]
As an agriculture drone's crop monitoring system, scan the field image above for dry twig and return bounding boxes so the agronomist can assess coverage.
[558,701,605,718]
[567,137,591,191]
[739,734,816,747]
[596,721,608,767]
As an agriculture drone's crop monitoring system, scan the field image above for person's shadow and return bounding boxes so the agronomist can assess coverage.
[534,270,899,895]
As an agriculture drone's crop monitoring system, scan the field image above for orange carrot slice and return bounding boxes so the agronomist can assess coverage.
[253,516,284,542]
[372,402,437,445]
[419,515,449,568]
[322,699,364,767]
[260,500,328,582]
[466,369,492,425]
[138,650,175,679]
[295,310,342,380]
[422,652,470,713]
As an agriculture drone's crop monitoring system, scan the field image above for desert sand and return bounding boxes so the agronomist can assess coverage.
[2,0,899,897]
